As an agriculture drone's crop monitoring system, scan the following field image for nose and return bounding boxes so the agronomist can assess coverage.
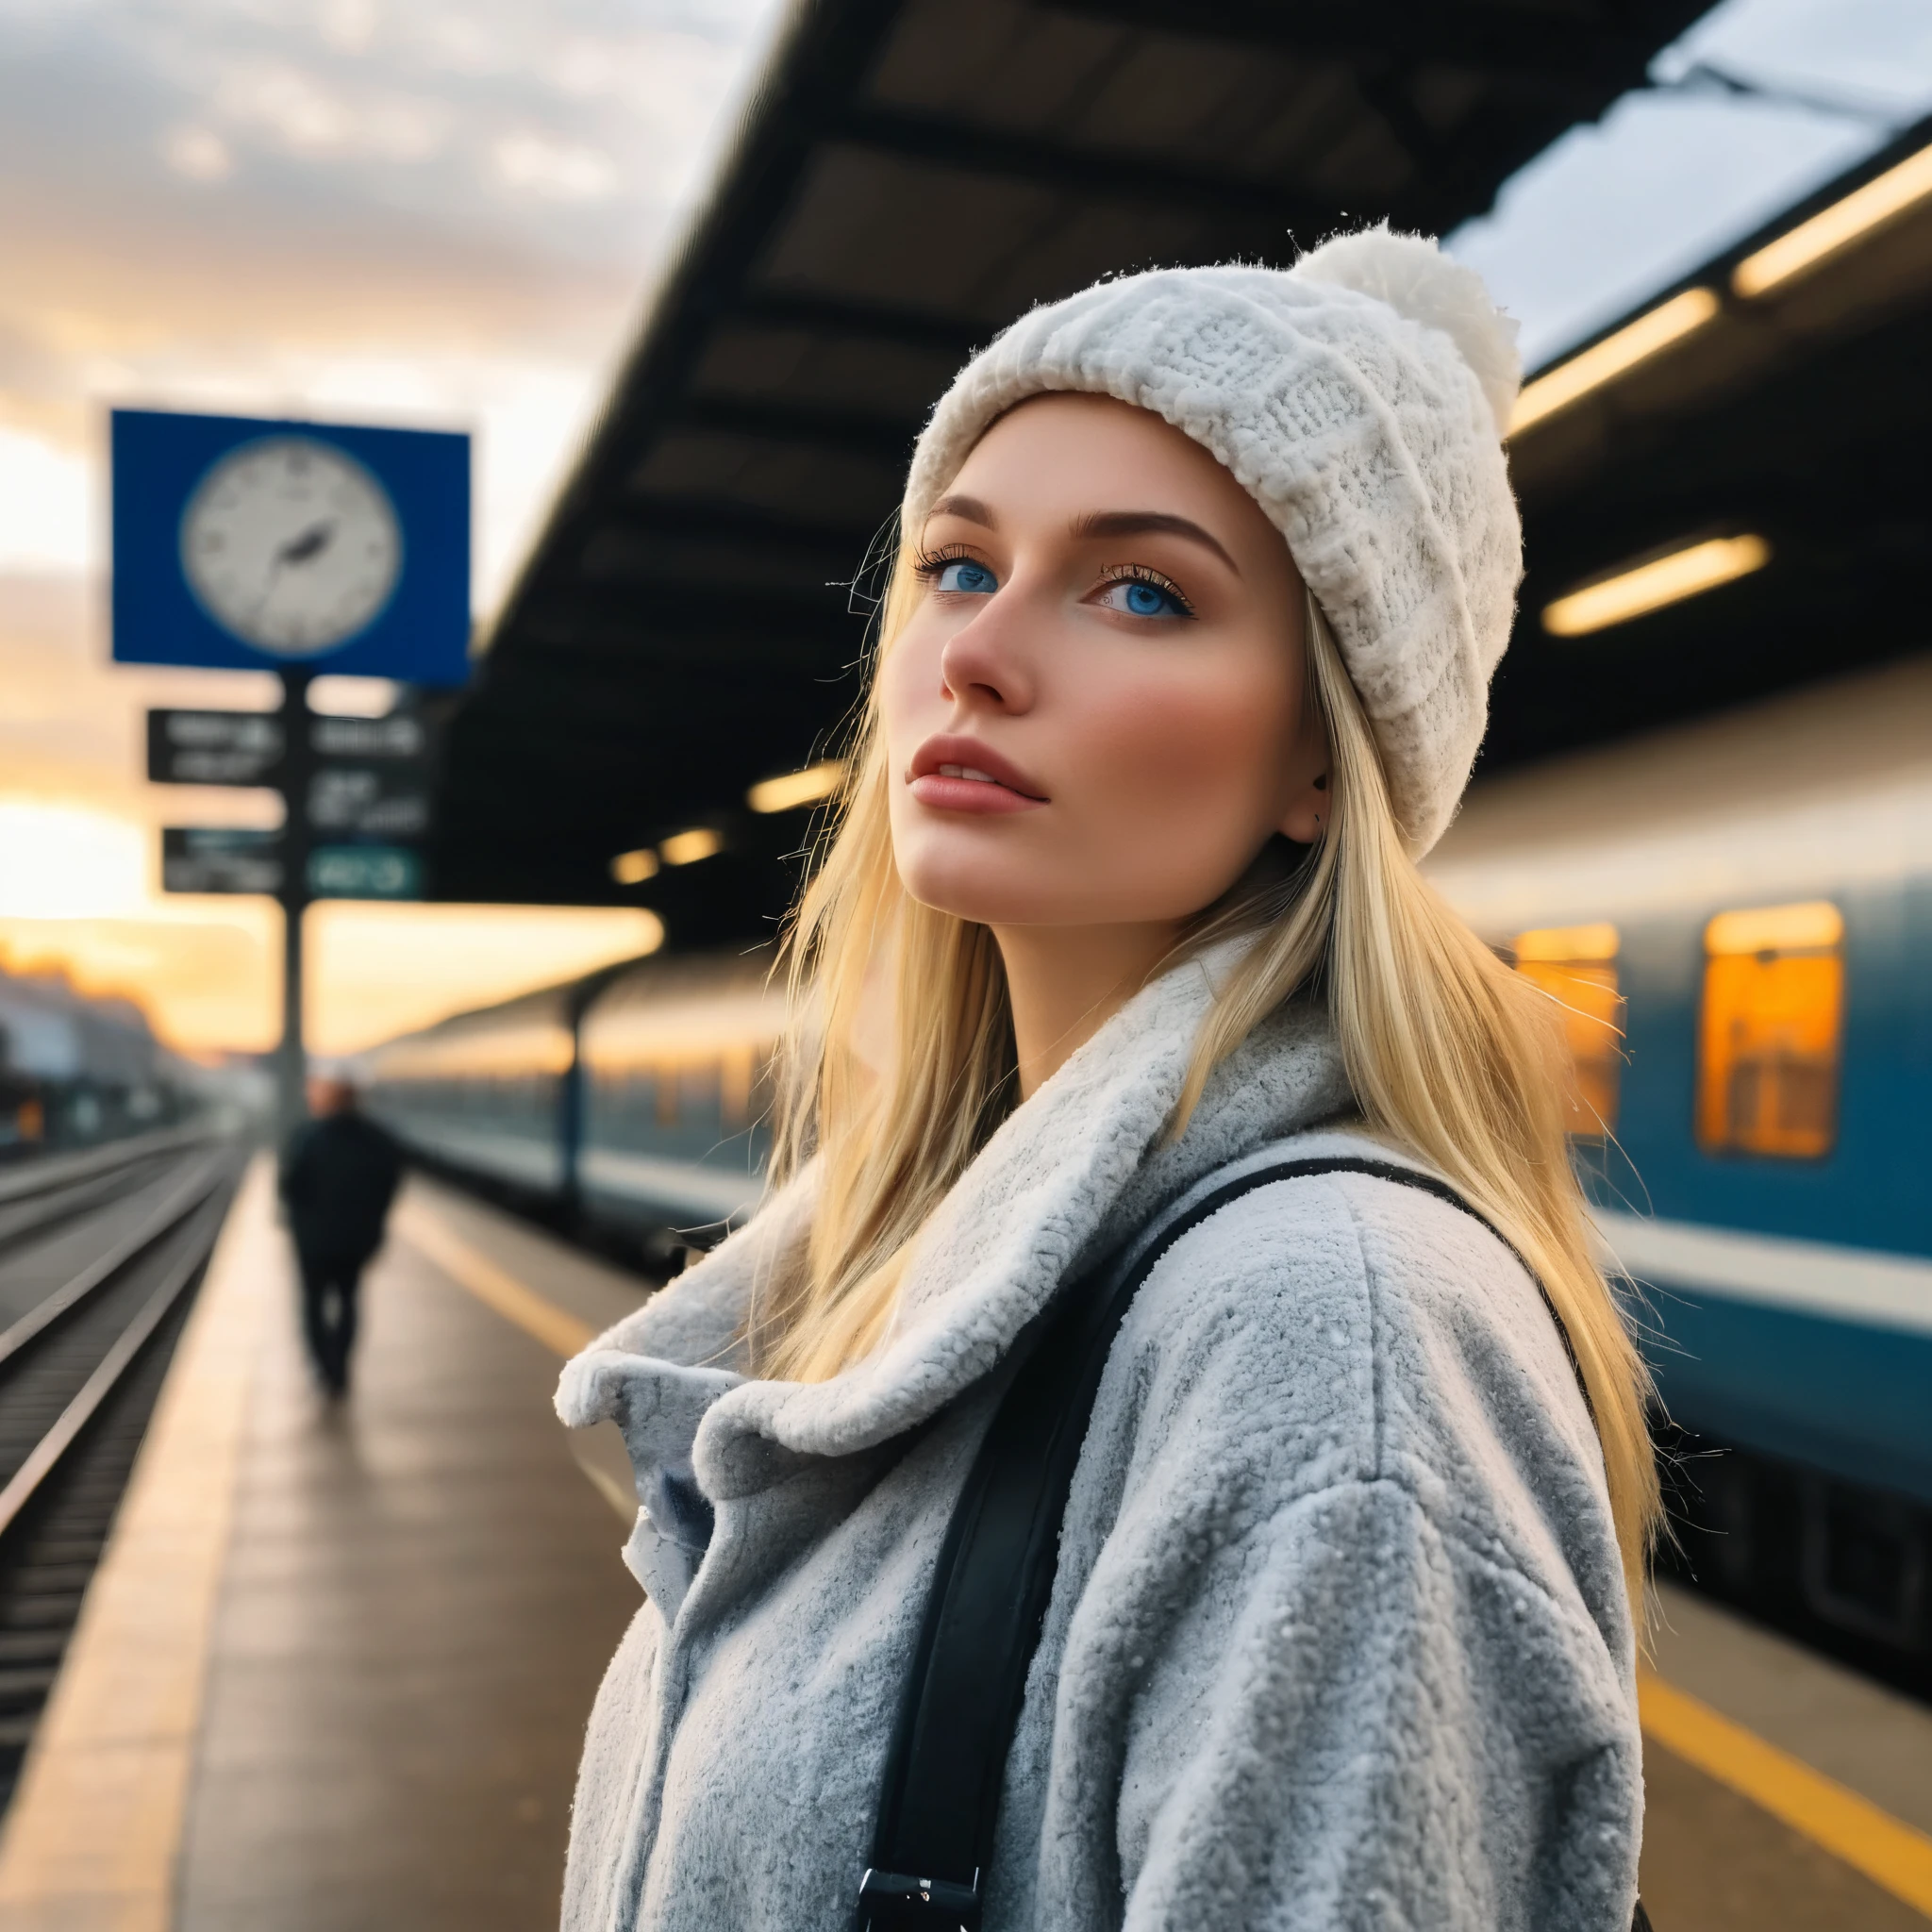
[937,598,1036,714]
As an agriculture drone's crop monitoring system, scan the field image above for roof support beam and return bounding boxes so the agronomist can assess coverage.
[1046,0,1701,92]
[493,594,861,671]
[728,288,989,354]
[826,105,1333,228]
[672,393,919,463]
[576,495,886,555]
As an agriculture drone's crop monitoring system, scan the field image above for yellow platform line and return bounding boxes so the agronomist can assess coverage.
[0,1157,274,1932]
[392,1194,594,1358]
[395,1196,642,1524]
[1641,1667,1932,1915]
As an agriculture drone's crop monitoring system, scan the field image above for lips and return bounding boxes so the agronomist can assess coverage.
[907,734,1048,814]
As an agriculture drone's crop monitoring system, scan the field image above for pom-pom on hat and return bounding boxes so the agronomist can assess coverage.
[902,227,1524,857]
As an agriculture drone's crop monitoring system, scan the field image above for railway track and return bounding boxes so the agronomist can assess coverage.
[0,1129,245,1811]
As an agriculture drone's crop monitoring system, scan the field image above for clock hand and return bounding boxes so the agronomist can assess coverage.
[247,519,339,632]
[276,520,336,567]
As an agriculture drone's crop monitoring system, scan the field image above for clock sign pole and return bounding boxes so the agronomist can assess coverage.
[111,408,471,1141]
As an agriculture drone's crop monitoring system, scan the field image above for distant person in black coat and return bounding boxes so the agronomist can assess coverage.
[279,1077,403,1396]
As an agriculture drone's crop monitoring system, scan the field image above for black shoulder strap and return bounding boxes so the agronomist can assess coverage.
[857,1157,1517,1929]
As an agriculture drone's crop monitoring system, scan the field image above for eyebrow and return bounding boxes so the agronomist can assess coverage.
[926,493,997,528]
[926,497,1241,576]
[1072,509,1240,575]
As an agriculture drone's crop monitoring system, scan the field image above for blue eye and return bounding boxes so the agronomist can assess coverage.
[1099,574,1191,618]
[937,559,997,595]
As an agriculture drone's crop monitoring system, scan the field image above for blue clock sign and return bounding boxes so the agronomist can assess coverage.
[111,408,471,685]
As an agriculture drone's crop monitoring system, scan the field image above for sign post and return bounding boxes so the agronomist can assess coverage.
[111,408,470,1141]
[276,670,315,1144]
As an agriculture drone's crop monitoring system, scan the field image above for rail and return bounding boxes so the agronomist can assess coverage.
[0,1134,245,1807]
[0,1151,236,1534]
[0,1116,229,1208]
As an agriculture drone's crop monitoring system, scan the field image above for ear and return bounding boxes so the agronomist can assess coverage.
[1277,767,1327,844]
[1275,682,1331,842]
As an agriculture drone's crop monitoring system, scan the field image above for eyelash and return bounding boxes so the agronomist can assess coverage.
[1096,563,1195,618]
[912,542,978,580]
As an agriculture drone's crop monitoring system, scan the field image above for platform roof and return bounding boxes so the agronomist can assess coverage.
[1495,111,1932,777]
[429,0,1736,933]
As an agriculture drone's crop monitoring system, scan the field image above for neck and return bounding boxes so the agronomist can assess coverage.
[992,920,1184,1100]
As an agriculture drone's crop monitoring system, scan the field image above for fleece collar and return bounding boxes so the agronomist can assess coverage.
[556,949,1353,1487]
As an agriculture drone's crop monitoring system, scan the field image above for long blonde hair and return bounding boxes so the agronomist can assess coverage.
[755,540,1658,1599]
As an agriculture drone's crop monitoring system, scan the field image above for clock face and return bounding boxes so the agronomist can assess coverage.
[179,436,403,655]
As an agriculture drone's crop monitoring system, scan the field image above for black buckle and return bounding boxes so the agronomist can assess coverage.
[856,1866,981,1926]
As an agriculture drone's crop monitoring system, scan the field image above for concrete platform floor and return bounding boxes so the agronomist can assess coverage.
[174,1176,646,1931]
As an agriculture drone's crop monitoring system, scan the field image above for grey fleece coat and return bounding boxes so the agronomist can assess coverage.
[554,955,1642,1932]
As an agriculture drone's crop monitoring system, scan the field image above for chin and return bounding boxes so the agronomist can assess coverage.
[895,847,1059,927]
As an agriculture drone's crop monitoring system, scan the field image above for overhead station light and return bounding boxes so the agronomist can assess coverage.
[659,826,722,866]
[1508,288,1722,436]
[1734,142,1932,297]
[609,848,658,885]
[747,759,846,814]
[1541,534,1771,638]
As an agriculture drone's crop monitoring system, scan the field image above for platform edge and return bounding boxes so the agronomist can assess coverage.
[0,1155,275,1932]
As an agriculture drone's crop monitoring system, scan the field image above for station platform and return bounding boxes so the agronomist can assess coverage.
[0,1162,646,1931]
[0,1162,1925,1929]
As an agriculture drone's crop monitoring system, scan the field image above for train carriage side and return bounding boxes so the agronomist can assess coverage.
[362,982,578,1204]
[575,952,783,1241]
[1599,875,1932,1499]
[360,950,785,1253]
[1433,659,1932,1681]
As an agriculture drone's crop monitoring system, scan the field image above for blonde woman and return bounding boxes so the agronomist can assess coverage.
[558,229,1656,1932]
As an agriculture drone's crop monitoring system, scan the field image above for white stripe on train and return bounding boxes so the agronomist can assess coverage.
[1595,1209,1932,1337]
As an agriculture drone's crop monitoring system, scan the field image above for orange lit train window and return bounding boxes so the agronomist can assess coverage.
[1698,901,1843,1158]
[1514,923,1623,1137]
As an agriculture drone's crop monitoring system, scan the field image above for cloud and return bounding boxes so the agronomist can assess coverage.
[0,0,782,604]
[163,123,234,180]
[0,425,94,571]
[0,799,151,919]
[493,129,618,202]
[208,57,454,162]
[0,15,774,428]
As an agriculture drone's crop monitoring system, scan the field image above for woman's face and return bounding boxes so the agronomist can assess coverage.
[882,392,1326,932]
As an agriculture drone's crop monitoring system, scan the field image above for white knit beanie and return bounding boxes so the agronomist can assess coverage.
[902,228,1524,857]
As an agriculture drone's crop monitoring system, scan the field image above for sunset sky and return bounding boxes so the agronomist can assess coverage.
[1,0,1926,1058]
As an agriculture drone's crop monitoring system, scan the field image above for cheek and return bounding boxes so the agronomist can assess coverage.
[1071,644,1296,830]
[878,616,942,755]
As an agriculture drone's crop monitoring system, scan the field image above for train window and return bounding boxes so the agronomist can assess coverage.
[1698,901,1843,1159]
[1513,923,1623,1137]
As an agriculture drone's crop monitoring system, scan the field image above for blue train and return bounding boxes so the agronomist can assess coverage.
[1427,656,1930,1685]
[359,949,780,1267]
[364,657,1930,1682]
